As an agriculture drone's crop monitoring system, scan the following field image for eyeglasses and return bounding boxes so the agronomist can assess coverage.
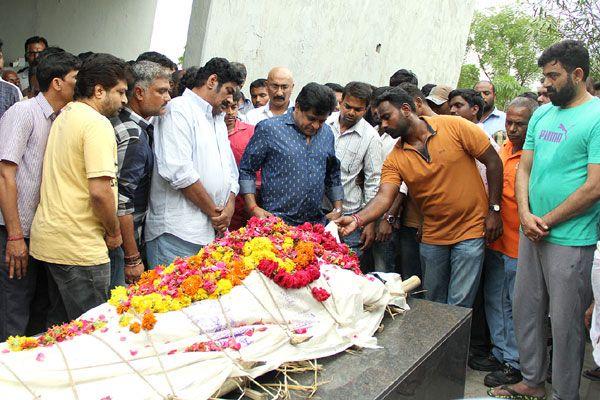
[268,83,290,92]
[26,51,44,56]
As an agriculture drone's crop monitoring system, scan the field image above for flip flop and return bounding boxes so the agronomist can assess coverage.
[487,385,546,400]
[582,367,600,381]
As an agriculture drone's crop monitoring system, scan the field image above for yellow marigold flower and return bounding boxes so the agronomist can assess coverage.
[216,278,233,295]
[108,286,128,306]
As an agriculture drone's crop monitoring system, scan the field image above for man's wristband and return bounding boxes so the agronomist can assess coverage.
[351,214,364,228]
[124,252,141,262]
[7,235,24,242]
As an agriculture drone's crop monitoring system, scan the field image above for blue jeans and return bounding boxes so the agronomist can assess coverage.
[146,233,203,269]
[371,222,400,273]
[109,247,125,290]
[342,227,364,259]
[484,249,519,369]
[419,237,484,308]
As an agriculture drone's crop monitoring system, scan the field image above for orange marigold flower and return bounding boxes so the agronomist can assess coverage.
[116,304,128,314]
[181,275,202,296]
[129,322,141,334]
[142,311,157,331]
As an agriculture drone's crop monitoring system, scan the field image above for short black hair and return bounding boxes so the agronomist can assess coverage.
[37,50,81,92]
[24,36,48,52]
[230,62,247,81]
[448,88,484,120]
[389,69,418,87]
[78,51,95,62]
[136,51,177,71]
[194,57,244,88]
[178,66,198,96]
[421,83,436,97]
[519,91,538,101]
[324,82,344,93]
[0,38,3,51]
[538,40,590,80]
[374,87,416,112]
[295,82,337,115]
[398,82,427,102]
[342,81,372,105]
[74,53,128,100]
[594,82,600,91]
[232,89,243,103]
[250,78,267,91]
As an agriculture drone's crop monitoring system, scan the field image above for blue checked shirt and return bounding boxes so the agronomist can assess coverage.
[239,109,343,226]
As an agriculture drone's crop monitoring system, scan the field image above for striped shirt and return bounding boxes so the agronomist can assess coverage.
[0,93,56,236]
[326,112,382,214]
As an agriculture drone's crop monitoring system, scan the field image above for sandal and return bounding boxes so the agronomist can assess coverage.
[487,385,546,400]
[582,367,600,381]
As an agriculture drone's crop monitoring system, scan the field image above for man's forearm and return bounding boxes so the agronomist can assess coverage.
[181,180,219,217]
[90,192,120,236]
[0,169,23,236]
[118,214,138,256]
[388,192,403,217]
[515,166,531,217]
[542,182,600,228]
[356,186,396,225]
[243,193,258,212]
[485,158,503,206]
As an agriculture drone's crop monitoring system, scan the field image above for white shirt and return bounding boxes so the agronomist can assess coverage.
[245,101,291,125]
[591,242,600,366]
[326,112,382,214]
[145,89,239,245]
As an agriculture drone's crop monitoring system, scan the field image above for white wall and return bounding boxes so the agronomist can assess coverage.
[0,0,158,64]
[185,0,475,93]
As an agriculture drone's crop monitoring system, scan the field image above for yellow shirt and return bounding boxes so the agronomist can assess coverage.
[30,102,118,265]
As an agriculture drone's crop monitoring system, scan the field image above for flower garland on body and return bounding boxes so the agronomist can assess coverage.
[6,217,360,351]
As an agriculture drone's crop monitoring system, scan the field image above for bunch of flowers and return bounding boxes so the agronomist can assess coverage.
[7,317,107,352]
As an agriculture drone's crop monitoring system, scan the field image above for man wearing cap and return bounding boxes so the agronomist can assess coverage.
[426,85,452,115]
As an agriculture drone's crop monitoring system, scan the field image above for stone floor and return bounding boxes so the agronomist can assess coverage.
[463,343,600,399]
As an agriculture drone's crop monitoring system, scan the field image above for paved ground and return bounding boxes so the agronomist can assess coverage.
[463,343,600,399]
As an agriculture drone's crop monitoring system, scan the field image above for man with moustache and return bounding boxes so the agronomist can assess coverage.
[17,36,48,91]
[239,83,343,226]
[246,67,294,125]
[489,40,600,400]
[30,53,128,325]
[249,78,269,108]
[336,87,503,309]
[145,58,243,267]
[475,81,507,145]
[537,80,550,105]
[0,50,80,340]
[109,61,171,286]
[326,82,382,258]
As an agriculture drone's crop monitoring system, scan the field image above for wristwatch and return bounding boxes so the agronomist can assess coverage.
[385,214,396,224]
[489,204,501,212]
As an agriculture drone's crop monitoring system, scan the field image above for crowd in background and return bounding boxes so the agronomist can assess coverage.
[1,35,600,399]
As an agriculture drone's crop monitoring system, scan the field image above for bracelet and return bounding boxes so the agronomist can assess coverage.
[125,259,143,268]
[351,214,364,228]
[124,252,141,262]
[7,235,24,242]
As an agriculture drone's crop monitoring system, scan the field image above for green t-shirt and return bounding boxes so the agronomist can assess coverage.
[524,97,600,246]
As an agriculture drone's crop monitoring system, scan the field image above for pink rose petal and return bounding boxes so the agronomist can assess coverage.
[100,327,108,333]
[119,336,126,342]
[129,349,138,356]
[167,349,177,355]
[2,349,9,354]
[35,353,45,362]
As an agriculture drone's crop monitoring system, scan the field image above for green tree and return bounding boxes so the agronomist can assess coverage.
[459,7,561,108]
[457,64,480,89]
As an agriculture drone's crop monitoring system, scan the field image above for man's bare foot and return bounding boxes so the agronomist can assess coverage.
[488,381,546,398]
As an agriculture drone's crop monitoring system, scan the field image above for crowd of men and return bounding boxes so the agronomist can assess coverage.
[0,35,599,399]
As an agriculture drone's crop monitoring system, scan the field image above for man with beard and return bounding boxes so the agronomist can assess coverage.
[489,40,600,400]
[336,88,503,309]
[325,81,382,258]
[537,80,551,105]
[145,58,243,268]
[109,61,171,287]
[29,54,128,325]
[475,81,506,145]
[246,67,293,125]
[239,83,342,226]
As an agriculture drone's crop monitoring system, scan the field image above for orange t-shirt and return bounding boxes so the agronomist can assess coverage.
[489,141,521,258]
[381,115,490,245]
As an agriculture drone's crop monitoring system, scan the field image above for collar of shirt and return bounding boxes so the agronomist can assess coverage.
[481,107,503,123]
[34,92,56,120]
[228,118,252,137]
[398,117,437,148]
[326,112,368,137]
[120,106,152,132]
[262,101,291,118]
[501,140,522,160]
[182,88,216,119]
